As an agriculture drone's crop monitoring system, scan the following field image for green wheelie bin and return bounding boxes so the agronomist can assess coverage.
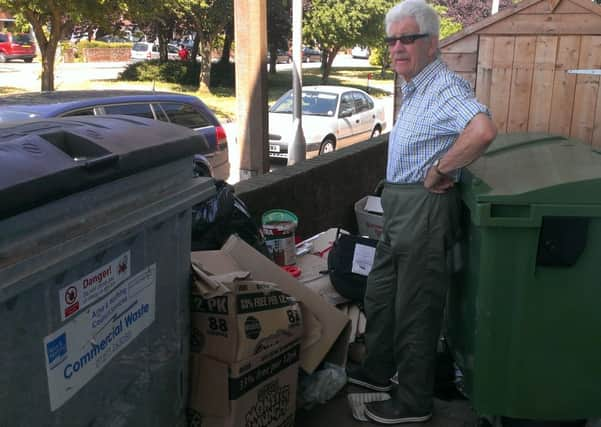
[447,133,601,422]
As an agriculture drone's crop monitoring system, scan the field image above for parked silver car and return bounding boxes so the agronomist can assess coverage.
[268,85,386,159]
[130,42,179,62]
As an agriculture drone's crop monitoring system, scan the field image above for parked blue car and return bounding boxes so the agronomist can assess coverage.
[0,90,230,179]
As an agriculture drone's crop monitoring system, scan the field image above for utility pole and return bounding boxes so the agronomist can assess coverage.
[287,0,306,165]
[234,0,269,180]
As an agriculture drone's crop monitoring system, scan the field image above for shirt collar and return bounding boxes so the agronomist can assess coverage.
[400,57,444,94]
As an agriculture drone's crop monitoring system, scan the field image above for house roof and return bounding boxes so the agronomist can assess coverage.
[440,0,601,48]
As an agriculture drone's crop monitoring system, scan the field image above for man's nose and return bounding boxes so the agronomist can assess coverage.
[391,40,406,52]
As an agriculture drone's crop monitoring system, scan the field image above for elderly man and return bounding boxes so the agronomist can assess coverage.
[347,0,497,424]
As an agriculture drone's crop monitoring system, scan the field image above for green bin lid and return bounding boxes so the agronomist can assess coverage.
[461,133,601,205]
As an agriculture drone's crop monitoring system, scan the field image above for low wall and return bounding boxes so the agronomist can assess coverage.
[234,134,388,240]
[81,47,130,62]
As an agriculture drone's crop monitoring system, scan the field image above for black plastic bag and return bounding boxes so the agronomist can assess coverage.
[191,180,269,256]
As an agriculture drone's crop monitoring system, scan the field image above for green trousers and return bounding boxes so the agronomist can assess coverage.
[362,182,461,413]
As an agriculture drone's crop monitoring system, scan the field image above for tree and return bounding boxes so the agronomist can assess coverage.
[303,0,390,82]
[267,0,292,74]
[125,0,183,62]
[0,0,121,91]
[217,17,234,65]
[431,0,516,27]
[179,0,233,89]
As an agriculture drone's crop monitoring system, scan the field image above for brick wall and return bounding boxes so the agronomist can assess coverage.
[82,47,130,62]
[234,134,388,240]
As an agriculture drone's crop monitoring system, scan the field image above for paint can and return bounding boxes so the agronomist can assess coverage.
[261,209,298,266]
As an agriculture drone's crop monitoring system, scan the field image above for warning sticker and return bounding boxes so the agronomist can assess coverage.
[58,251,131,321]
[44,264,156,411]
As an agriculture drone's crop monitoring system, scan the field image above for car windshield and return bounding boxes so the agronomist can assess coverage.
[0,110,39,122]
[270,91,338,117]
[132,43,150,52]
[13,34,33,45]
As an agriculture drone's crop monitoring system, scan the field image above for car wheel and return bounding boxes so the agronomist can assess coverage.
[193,160,212,178]
[24,58,33,63]
[0,53,7,63]
[319,137,336,155]
[370,125,382,139]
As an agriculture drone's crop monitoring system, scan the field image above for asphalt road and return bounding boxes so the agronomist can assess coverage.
[0,54,386,92]
[0,60,133,92]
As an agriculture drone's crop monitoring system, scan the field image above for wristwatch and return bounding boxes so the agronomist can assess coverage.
[433,159,446,177]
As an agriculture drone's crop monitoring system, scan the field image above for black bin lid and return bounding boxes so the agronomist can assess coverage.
[0,115,204,219]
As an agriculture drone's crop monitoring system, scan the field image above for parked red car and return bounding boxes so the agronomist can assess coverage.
[0,32,36,63]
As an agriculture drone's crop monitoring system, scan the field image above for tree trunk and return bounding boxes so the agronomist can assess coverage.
[191,33,201,64]
[40,46,56,91]
[321,48,338,84]
[268,47,277,74]
[199,41,212,89]
[26,14,66,92]
[157,30,170,62]
[219,20,234,65]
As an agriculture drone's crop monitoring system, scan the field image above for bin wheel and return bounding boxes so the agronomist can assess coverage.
[477,416,503,427]
[186,409,202,427]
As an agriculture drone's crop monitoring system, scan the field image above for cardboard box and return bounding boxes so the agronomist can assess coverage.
[191,236,351,374]
[296,253,350,306]
[354,195,383,239]
[189,340,301,427]
[190,277,303,363]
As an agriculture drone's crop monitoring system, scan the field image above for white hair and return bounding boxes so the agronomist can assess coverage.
[385,0,440,36]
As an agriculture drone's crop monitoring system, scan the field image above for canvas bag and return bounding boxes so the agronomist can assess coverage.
[327,229,378,302]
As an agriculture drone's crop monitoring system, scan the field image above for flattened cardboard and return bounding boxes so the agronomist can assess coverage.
[191,236,351,373]
[190,279,303,362]
[189,340,300,427]
[296,253,350,306]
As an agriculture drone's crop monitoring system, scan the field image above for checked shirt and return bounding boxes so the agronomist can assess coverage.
[386,58,489,184]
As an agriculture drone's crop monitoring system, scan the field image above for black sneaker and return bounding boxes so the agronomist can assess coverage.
[347,365,392,392]
[364,399,432,424]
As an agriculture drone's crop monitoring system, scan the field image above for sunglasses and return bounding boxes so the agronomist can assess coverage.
[384,33,429,47]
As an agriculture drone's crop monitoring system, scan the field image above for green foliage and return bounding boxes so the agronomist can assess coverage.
[120,60,200,86]
[77,40,133,48]
[369,46,390,69]
[209,60,235,88]
[118,59,235,88]
[2,14,30,32]
[303,0,391,81]
[433,5,462,39]
[303,0,387,50]
[363,2,462,72]
[268,0,291,51]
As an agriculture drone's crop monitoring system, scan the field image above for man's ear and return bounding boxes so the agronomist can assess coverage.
[428,35,439,58]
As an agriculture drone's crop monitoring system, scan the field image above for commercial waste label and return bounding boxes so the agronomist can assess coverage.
[44,264,156,411]
[58,251,131,321]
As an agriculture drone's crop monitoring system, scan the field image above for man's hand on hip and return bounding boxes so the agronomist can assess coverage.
[424,166,454,194]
